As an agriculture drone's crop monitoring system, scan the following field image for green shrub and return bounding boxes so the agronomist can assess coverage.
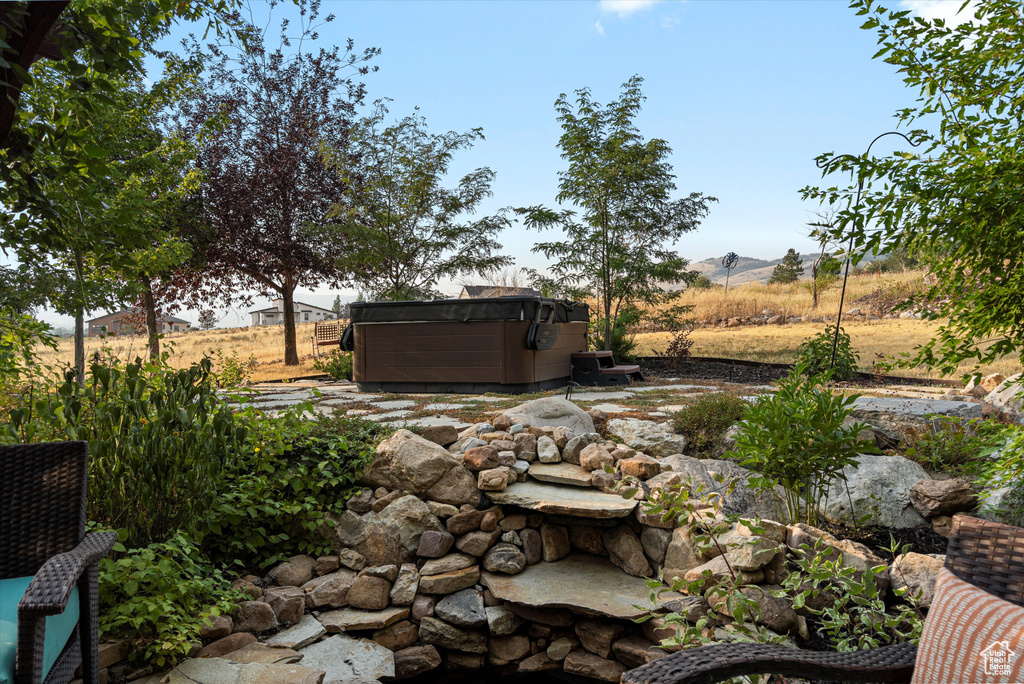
[904,416,1011,474]
[733,365,870,524]
[99,533,242,667]
[653,327,695,370]
[4,358,247,549]
[214,348,257,388]
[591,306,640,363]
[313,348,353,381]
[198,410,386,568]
[670,393,748,453]
[796,325,859,381]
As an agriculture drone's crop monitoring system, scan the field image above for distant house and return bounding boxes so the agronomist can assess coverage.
[458,285,541,299]
[86,310,191,337]
[250,298,337,326]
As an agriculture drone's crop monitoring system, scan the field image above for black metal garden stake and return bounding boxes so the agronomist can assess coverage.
[816,132,922,370]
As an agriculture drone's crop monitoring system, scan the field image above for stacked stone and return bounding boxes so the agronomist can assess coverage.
[152,396,969,683]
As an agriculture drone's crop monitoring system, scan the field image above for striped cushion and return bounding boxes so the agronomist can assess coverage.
[912,567,1024,683]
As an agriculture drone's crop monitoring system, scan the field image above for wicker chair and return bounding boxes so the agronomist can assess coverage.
[1,442,117,684]
[621,514,1024,684]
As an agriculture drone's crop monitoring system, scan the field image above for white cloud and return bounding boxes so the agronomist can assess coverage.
[595,20,605,35]
[900,0,979,25]
[598,0,663,19]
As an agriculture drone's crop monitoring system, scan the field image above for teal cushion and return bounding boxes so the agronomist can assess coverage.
[1,575,80,684]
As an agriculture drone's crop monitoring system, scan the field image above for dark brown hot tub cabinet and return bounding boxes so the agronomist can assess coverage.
[350,297,589,394]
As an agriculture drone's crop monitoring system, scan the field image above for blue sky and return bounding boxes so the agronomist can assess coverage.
[39,0,976,326]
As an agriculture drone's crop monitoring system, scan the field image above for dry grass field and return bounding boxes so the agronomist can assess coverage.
[38,323,326,382]
[35,270,1020,383]
[656,269,923,322]
[634,321,1022,381]
[631,270,1021,380]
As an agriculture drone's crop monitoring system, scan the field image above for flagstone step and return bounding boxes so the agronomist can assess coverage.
[481,554,681,620]
[486,480,637,518]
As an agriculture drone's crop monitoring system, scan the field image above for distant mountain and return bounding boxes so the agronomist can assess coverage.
[686,251,884,287]
[687,253,819,286]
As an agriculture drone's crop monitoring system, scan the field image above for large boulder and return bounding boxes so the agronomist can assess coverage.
[361,430,478,506]
[657,455,798,522]
[503,398,596,434]
[985,373,1023,421]
[909,478,978,518]
[364,495,444,567]
[607,418,687,458]
[817,455,928,528]
[889,552,944,607]
[849,397,983,441]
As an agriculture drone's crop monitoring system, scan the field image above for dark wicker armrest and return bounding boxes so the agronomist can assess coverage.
[18,531,117,617]
[621,642,918,684]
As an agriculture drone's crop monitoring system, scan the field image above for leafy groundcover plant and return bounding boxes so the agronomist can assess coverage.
[670,393,749,453]
[98,534,243,667]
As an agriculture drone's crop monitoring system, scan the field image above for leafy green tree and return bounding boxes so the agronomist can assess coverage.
[332,295,343,316]
[0,1,245,381]
[324,102,511,301]
[198,310,218,330]
[803,0,1024,375]
[767,248,804,285]
[689,274,715,291]
[516,76,716,350]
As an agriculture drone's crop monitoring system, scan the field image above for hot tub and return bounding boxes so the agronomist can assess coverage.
[349,297,589,394]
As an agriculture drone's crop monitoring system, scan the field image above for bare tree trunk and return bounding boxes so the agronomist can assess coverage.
[602,294,613,351]
[142,276,160,362]
[282,280,299,366]
[811,264,819,309]
[73,248,86,385]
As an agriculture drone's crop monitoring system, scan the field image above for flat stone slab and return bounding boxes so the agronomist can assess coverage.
[226,643,302,665]
[370,400,418,410]
[397,416,474,430]
[165,658,323,683]
[365,410,414,421]
[298,634,394,682]
[589,403,633,413]
[570,391,635,401]
[319,606,409,632]
[462,396,512,402]
[266,615,326,649]
[528,462,592,487]
[420,403,468,411]
[246,398,309,409]
[852,396,983,420]
[630,384,713,392]
[481,554,680,620]
[487,481,636,518]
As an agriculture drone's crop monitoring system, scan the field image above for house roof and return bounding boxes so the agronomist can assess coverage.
[86,309,190,325]
[461,285,541,298]
[249,300,337,314]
